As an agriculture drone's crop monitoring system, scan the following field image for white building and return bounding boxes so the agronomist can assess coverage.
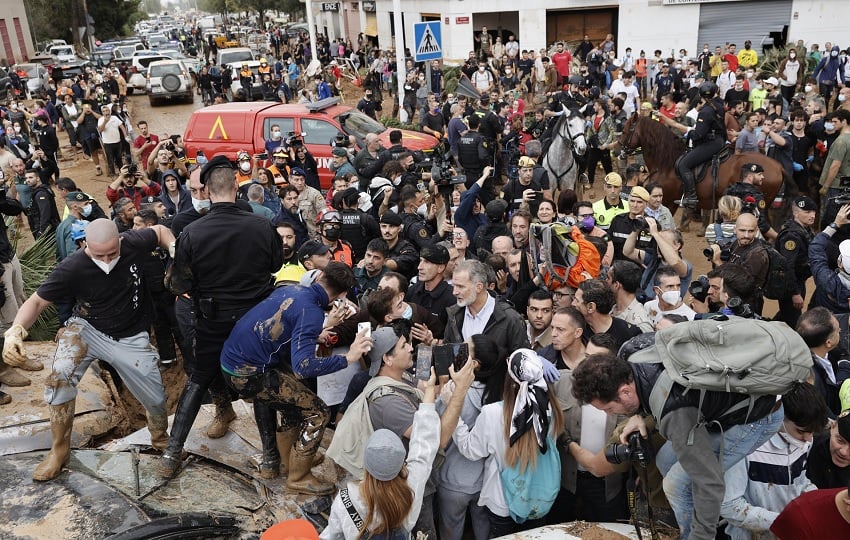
[311,0,850,64]
[0,0,35,65]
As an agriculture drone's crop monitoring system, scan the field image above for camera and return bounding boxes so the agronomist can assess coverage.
[688,274,710,303]
[633,216,649,233]
[287,131,305,148]
[605,431,651,466]
[703,244,731,262]
[429,140,466,190]
[727,296,754,318]
[126,163,138,177]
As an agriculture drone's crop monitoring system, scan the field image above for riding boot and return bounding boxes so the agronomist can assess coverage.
[680,170,699,208]
[33,401,76,481]
[156,381,206,479]
[146,411,169,452]
[0,358,31,387]
[286,449,335,496]
[276,427,299,477]
[254,402,281,479]
[206,391,236,440]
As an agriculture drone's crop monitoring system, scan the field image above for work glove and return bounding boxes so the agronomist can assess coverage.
[542,358,561,383]
[793,162,804,172]
[3,324,28,368]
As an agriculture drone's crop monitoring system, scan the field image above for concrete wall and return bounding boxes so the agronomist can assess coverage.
[0,0,35,65]
[787,0,850,48]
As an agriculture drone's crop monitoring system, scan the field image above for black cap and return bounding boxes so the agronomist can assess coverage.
[200,154,234,185]
[485,198,508,221]
[793,196,817,211]
[297,239,331,263]
[420,244,450,265]
[65,191,92,202]
[379,212,403,226]
[743,163,764,174]
[141,196,159,205]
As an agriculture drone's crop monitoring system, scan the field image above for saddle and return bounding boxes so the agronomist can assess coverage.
[675,145,732,184]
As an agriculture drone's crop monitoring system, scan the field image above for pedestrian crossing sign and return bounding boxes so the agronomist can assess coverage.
[414,21,442,61]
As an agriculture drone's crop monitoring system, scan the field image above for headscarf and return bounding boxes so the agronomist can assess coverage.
[507,348,552,453]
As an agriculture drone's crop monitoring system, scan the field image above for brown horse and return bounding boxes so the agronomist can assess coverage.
[618,114,794,212]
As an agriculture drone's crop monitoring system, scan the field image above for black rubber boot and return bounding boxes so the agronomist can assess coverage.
[253,402,281,479]
[155,381,206,479]
[680,170,699,208]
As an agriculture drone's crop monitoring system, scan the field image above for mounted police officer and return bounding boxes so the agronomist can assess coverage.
[675,81,726,208]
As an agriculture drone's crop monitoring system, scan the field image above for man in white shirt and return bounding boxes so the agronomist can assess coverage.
[96,105,127,177]
[608,71,640,116]
[643,266,696,324]
[716,60,737,100]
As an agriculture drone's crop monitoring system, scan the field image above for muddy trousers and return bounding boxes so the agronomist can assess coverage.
[45,317,166,416]
[223,368,329,456]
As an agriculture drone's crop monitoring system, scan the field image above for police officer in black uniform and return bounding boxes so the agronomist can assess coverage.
[378,129,411,162]
[723,163,777,240]
[774,195,817,327]
[157,155,283,479]
[398,184,440,251]
[675,81,726,208]
[457,114,492,192]
[334,187,380,263]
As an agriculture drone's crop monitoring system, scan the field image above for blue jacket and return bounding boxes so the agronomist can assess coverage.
[809,232,850,314]
[317,80,332,100]
[221,284,348,378]
[454,182,487,239]
[813,46,846,86]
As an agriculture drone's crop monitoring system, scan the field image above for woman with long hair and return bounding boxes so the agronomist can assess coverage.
[321,371,442,539]
[255,167,281,213]
[437,335,507,540]
[452,349,565,537]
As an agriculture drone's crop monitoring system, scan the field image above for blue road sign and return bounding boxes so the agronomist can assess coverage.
[413,21,442,62]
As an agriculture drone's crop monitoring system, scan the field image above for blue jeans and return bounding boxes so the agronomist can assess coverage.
[656,404,784,539]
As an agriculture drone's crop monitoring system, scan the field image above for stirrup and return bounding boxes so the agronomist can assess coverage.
[679,194,699,208]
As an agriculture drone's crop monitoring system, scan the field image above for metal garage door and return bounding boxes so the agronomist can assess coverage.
[697,0,792,52]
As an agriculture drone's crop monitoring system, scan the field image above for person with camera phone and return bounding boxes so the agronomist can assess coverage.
[146,137,188,184]
[809,203,850,314]
[501,156,546,214]
[106,163,161,209]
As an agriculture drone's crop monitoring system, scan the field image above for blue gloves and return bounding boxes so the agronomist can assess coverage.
[807,155,814,163]
[793,162,804,172]
[542,358,561,383]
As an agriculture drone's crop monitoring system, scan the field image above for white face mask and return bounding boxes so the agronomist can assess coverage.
[92,256,120,275]
[416,203,428,218]
[789,53,796,59]
[239,161,251,173]
[805,85,813,93]
[479,66,485,72]
[825,122,836,131]
[660,290,681,306]
[192,197,211,213]
[81,203,93,217]
[13,126,20,133]
[840,94,848,103]
[271,130,281,140]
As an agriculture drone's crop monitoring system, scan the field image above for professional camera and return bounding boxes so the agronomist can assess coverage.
[605,431,651,466]
[633,216,649,233]
[727,296,754,318]
[430,140,466,190]
[287,131,305,148]
[688,274,710,303]
[703,244,731,262]
[829,177,850,205]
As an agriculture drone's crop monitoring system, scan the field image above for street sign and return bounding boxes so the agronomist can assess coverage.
[413,21,442,62]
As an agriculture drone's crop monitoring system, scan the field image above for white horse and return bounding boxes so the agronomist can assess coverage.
[541,108,588,193]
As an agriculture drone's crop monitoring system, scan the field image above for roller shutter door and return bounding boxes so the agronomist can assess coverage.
[697,0,792,51]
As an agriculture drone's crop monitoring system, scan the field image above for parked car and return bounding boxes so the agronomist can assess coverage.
[183,97,439,190]
[146,59,193,106]
[127,53,176,94]
[227,60,264,101]
[216,47,254,69]
[13,63,50,98]
[49,45,77,63]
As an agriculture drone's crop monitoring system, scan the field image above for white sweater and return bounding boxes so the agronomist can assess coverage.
[321,403,439,539]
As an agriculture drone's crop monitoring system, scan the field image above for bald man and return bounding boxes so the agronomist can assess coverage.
[3,218,177,481]
[727,212,769,315]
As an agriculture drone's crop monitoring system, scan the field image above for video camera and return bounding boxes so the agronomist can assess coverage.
[287,131,305,148]
[829,176,850,206]
[727,296,754,318]
[429,140,466,191]
[605,432,652,467]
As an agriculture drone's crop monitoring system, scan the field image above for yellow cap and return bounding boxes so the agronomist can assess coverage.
[604,172,623,187]
[518,156,535,168]
[630,186,651,202]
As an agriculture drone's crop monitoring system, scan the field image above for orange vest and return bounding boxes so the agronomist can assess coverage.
[329,240,354,267]
[268,164,290,185]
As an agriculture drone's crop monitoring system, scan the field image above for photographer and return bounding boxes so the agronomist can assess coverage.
[107,164,162,210]
[146,138,188,184]
[710,212,768,315]
[622,214,691,301]
[809,204,850,314]
[817,108,850,228]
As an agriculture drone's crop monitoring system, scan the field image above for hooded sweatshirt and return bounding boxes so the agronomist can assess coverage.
[813,46,846,86]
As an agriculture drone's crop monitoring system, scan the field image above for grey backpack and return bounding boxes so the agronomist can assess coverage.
[629,317,811,441]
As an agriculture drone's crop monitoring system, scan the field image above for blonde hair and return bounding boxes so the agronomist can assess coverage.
[718,195,742,223]
[501,376,565,472]
[358,466,414,539]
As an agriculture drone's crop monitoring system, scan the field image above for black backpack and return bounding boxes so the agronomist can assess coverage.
[761,240,790,300]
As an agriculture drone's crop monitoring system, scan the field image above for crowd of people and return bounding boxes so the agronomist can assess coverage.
[4,22,850,540]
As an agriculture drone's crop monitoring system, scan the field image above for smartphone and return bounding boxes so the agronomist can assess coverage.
[256,152,268,160]
[357,321,371,338]
[452,343,470,372]
[533,191,544,203]
[432,345,453,377]
[416,345,432,381]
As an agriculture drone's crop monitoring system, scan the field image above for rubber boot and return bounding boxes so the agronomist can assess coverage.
[680,170,699,208]
[286,451,335,496]
[276,427,299,476]
[0,359,31,386]
[147,411,169,452]
[254,403,281,479]
[155,381,206,479]
[33,401,76,481]
[205,394,236,440]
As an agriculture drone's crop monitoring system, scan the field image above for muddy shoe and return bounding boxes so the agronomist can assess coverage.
[0,390,10,405]
[33,401,75,482]
[205,403,236,439]
[13,356,44,372]
[155,452,183,479]
[286,452,335,496]
[147,413,169,452]
[0,364,31,386]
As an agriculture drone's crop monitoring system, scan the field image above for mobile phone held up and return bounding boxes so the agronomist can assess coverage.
[416,343,469,380]
[357,321,371,338]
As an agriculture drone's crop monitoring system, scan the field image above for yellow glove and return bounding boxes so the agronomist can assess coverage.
[3,324,29,368]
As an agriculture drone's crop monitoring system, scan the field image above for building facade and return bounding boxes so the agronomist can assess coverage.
[0,0,34,65]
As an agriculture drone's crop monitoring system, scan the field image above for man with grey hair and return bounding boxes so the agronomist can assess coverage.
[246,184,275,220]
[447,103,467,157]
[443,259,528,353]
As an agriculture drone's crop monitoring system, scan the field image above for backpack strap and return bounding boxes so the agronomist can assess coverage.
[340,487,366,532]
[713,223,723,244]
[647,370,674,423]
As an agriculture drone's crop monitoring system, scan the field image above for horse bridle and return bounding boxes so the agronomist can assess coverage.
[620,117,640,156]
[545,108,585,183]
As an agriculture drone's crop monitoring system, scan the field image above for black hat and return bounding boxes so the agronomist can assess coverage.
[793,196,817,212]
[743,163,764,174]
[479,94,490,104]
[65,191,92,203]
[200,154,234,185]
[420,244,450,265]
[297,239,331,263]
[141,196,159,205]
[332,147,348,157]
[380,212,403,226]
[485,198,508,221]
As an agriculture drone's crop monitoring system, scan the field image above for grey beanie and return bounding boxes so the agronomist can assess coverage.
[364,429,406,481]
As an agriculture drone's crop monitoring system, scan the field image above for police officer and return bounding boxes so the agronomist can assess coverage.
[356,89,381,121]
[474,94,502,144]
[398,184,440,251]
[379,129,411,162]
[675,81,726,208]
[723,163,778,241]
[457,114,492,192]
[335,187,380,263]
[774,196,817,327]
[157,155,283,479]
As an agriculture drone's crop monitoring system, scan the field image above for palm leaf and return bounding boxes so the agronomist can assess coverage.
[12,222,60,341]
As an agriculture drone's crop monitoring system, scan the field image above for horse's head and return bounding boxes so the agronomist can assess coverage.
[618,113,641,156]
[564,109,588,156]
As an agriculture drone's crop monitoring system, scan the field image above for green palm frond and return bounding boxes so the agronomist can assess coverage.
[16,228,60,341]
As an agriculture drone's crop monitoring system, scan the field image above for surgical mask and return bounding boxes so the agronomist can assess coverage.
[81,203,93,217]
[579,215,596,231]
[825,122,836,131]
[392,176,402,186]
[196,152,208,165]
[478,66,485,72]
[754,84,762,90]
[778,430,811,452]
[402,303,413,320]
[832,51,839,57]
[13,126,20,133]
[417,203,428,218]
[746,71,754,77]
[323,225,341,241]
[841,94,848,103]
[703,48,709,53]
[92,256,120,275]
[192,197,211,213]
[505,69,512,75]
[239,161,251,173]
[789,53,796,59]
[805,84,813,93]
[660,290,681,305]
[271,130,281,140]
